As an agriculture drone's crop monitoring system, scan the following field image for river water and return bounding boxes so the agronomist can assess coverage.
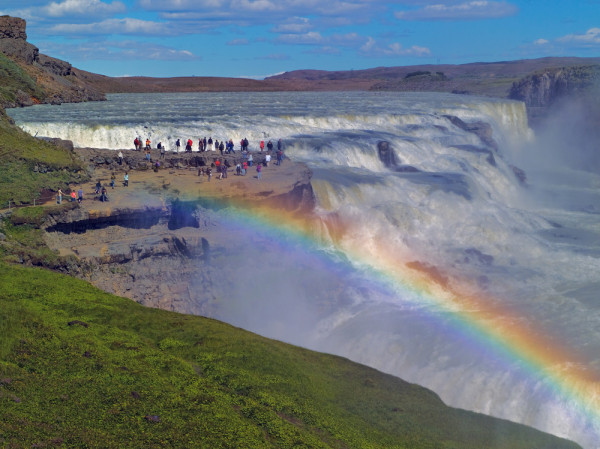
[8,92,600,448]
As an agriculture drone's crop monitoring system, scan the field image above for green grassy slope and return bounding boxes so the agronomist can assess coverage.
[0,263,580,449]
[0,52,45,107]
[0,110,87,207]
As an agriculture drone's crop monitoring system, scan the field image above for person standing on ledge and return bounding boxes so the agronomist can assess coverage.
[118,150,123,165]
[57,188,63,204]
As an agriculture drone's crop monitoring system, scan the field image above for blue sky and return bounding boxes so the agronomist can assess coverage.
[1,0,599,78]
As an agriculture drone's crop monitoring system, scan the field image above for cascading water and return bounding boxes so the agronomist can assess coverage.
[8,91,600,448]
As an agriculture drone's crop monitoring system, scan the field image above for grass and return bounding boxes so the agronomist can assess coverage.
[0,111,88,206]
[0,52,583,448]
[0,263,581,449]
[0,53,45,106]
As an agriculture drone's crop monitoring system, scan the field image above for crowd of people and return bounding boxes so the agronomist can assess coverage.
[61,136,286,204]
[134,136,283,156]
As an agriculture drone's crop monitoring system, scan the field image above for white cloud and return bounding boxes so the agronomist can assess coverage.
[360,36,431,57]
[139,0,382,21]
[40,39,198,61]
[44,0,126,17]
[533,38,549,45]
[48,18,170,35]
[271,17,312,34]
[395,1,518,21]
[276,31,323,44]
[557,27,600,45]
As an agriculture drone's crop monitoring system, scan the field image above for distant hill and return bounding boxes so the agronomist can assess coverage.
[1,13,599,109]
[266,57,600,98]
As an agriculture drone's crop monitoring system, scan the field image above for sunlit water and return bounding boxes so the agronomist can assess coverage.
[9,92,600,448]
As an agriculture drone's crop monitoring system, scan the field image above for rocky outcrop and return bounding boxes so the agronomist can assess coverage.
[509,65,600,107]
[0,16,27,40]
[38,54,72,77]
[0,15,105,107]
[0,16,39,64]
[42,149,315,313]
[443,115,498,152]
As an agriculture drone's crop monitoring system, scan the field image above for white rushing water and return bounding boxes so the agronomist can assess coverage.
[8,92,600,448]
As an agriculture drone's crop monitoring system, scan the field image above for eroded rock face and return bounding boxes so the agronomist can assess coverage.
[0,16,39,64]
[38,54,72,77]
[509,65,600,108]
[0,16,27,40]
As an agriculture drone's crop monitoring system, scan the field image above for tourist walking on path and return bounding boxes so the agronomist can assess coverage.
[57,188,62,204]
[256,164,262,180]
[110,173,116,188]
[265,153,271,167]
[207,167,212,182]
[70,190,76,202]
[248,153,253,167]
[78,188,83,203]
[124,172,129,187]
[276,149,283,166]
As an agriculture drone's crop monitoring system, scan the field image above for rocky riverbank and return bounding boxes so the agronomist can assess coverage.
[42,146,315,315]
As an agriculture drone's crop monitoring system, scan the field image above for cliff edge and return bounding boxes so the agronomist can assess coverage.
[0,15,105,108]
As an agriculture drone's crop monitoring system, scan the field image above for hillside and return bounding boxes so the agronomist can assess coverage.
[0,262,581,449]
[0,14,588,449]
[0,16,104,108]
[266,57,600,98]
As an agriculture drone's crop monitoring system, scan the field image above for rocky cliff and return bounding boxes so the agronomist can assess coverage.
[0,15,105,108]
[509,65,600,107]
[42,147,315,314]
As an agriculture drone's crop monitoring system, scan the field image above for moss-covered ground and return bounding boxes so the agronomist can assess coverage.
[0,110,87,207]
[0,263,581,449]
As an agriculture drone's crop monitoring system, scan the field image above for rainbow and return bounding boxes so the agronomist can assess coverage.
[189,192,600,447]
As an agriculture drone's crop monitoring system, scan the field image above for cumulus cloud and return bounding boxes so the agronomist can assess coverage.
[557,27,600,46]
[533,38,549,45]
[395,1,518,21]
[47,18,170,35]
[276,31,323,44]
[44,0,126,17]
[40,39,198,61]
[271,17,313,34]
[360,36,431,56]
[139,0,380,21]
